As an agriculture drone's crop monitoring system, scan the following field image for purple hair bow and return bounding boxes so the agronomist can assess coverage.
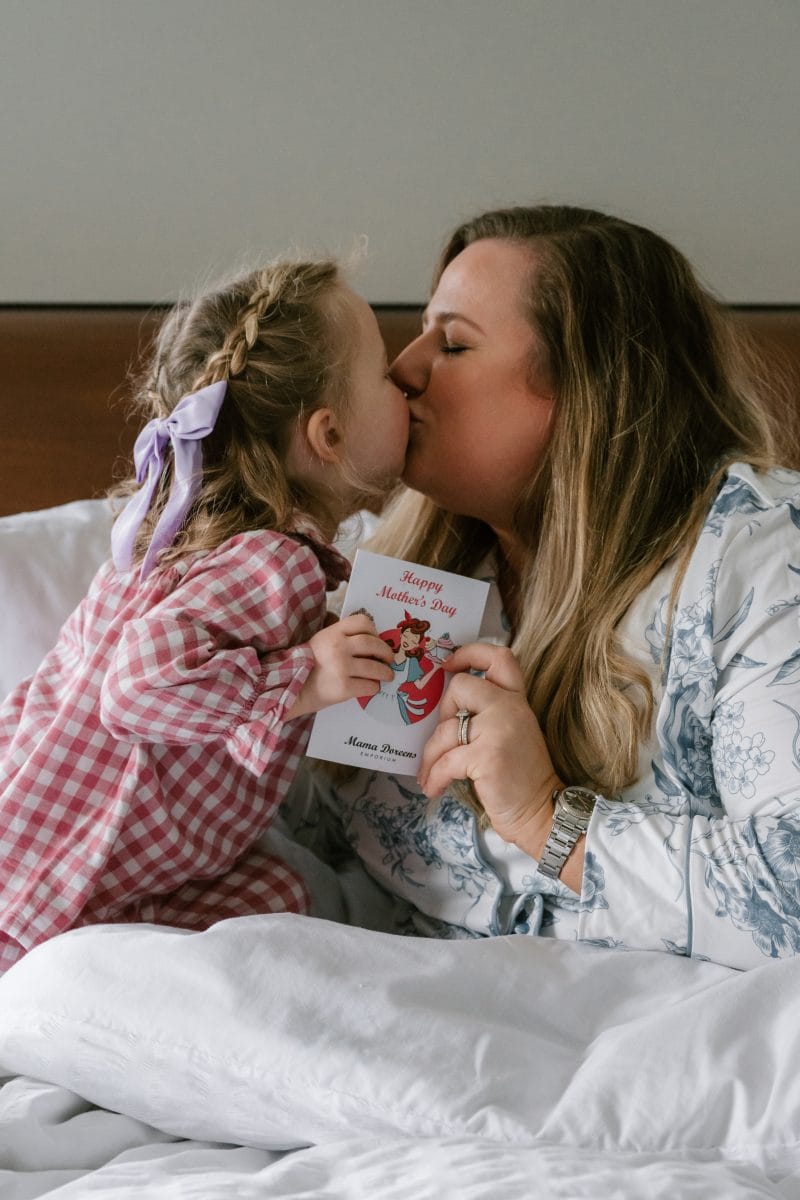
[111,380,227,579]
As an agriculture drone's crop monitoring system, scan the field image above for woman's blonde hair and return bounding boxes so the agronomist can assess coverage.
[372,205,791,798]
[114,257,375,568]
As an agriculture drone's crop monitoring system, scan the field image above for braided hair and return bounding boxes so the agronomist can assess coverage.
[114,258,357,568]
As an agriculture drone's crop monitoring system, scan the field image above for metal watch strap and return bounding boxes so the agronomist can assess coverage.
[538,787,594,880]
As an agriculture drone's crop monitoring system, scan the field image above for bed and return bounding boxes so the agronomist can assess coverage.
[1,304,800,1198]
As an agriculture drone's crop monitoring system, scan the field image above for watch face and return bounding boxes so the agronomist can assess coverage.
[560,786,598,817]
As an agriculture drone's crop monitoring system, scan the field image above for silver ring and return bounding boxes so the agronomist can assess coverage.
[456,708,472,747]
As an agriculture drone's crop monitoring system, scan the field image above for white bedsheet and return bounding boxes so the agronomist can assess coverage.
[1,915,799,1197]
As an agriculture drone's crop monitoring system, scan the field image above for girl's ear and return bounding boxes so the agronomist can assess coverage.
[304,407,343,464]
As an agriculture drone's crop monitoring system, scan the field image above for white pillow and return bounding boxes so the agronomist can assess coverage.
[0,498,113,700]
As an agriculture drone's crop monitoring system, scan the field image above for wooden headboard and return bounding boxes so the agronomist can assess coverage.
[1,306,798,518]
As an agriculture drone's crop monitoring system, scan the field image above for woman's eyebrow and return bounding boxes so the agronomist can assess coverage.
[421,309,486,335]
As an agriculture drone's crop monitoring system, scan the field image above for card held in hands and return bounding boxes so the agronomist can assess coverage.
[307,550,490,774]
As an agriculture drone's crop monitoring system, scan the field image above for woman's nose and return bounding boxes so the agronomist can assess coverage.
[389,336,428,399]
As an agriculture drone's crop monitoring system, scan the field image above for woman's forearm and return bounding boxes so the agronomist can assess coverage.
[509,795,586,896]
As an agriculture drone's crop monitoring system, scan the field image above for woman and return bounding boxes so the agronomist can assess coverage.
[294,205,800,971]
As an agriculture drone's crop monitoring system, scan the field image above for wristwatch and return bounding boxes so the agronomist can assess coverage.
[538,785,598,879]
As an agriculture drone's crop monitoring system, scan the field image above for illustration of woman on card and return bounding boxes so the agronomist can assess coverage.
[357,611,449,725]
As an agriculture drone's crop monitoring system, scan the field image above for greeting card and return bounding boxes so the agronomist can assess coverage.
[307,550,490,774]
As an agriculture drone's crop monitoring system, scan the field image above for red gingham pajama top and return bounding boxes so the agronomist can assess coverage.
[0,529,337,972]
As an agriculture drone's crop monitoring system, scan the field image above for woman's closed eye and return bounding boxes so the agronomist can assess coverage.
[442,341,468,355]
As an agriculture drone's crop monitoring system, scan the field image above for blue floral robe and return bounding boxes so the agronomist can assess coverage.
[290,464,800,970]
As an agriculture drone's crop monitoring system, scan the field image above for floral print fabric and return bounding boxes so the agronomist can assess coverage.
[296,464,800,969]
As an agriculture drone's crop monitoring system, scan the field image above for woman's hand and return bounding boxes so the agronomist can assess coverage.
[286,614,394,720]
[417,643,562,863]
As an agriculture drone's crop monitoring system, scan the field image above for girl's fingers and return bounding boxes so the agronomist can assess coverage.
[346,634,394,661]
[338,612,378,635]
[350,658,395,683]
[340,677,382,701]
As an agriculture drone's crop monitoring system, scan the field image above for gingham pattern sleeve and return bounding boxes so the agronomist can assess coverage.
[100,532,325,776]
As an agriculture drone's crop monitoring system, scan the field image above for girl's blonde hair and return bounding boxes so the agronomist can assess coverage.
[372,205,792,799]
[114,257,375,568]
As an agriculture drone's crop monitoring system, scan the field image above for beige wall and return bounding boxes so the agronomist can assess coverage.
[3,0,798,303]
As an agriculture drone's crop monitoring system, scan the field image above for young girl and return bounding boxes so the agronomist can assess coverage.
[0,257,408,971]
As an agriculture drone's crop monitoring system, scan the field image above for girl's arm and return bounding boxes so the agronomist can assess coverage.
[99,535,327,773]
[284,614,395,719]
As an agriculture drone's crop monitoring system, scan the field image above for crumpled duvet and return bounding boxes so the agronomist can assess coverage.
[1,913,799,1197]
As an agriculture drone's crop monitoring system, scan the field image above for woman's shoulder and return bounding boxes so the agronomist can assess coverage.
[700,463,800,544]
[710,462,800,517]
[684,462,800,622]
[658,463,800,693]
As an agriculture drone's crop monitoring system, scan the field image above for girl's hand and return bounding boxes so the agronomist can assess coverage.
[286,614,394,719]
[417,643,562,859]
